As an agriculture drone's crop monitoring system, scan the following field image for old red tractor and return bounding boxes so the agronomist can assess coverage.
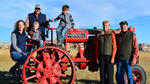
[22,26,146,84]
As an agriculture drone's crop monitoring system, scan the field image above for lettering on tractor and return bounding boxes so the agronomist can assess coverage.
[67,33,85,38]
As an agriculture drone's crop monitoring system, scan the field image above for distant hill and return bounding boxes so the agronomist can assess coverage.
[0,41,150,52]
[139,43,150,52]
[0,41,11,49]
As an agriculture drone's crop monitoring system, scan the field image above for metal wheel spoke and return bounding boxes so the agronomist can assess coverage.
[51,50,57,59]
[42,51,46,59]
[38,77,47,84]
[37,82,40,84]
[48,78,51,84]
[53,55,65,68]
[25,65,37,70]
[60,73,67,77]
[26,75,37,80]
[42,51,51,67]
[52,49,57,55]
[66,75,71,77]
[55,78,63,84]
[48,77,55,84]
[31,56,40,64]
[58,55,66,63]
[41,78,48,84]
[56,73,71,78]
[67,65,72,67]
[136,75,140,78]
[134,72,138,76]
[55,50,65,57]
[37,64,44,72]
[37,68,44,72]
[57,59,62,64]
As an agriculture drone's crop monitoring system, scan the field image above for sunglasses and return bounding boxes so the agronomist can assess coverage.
[35,8,41,10]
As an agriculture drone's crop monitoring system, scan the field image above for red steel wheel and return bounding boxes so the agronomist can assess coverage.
[133,70,142,83]
[23,46,75,84]
[125,65,146,84]
[116,64,146,84]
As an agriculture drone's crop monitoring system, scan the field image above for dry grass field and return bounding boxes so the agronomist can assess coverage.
[0,49,150,84]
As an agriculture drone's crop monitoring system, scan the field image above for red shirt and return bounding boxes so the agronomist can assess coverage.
[132,34,139,61]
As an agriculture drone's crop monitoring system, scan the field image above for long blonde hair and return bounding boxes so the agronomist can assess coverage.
[14,20,27,31]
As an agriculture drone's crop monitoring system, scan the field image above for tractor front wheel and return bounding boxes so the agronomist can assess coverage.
[22,46,75,84]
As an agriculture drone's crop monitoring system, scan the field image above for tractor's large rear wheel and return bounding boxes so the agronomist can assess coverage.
[22,46,75,84]
[116,64,146,84]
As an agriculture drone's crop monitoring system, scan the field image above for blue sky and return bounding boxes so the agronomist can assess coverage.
[0,0,150,43]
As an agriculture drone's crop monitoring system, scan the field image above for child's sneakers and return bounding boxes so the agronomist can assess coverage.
[56,40,62,46]
[56,40,63,49]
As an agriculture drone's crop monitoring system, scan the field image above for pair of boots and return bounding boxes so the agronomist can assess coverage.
[9,63,22,76]
[56,40,62,46]
[55,40,64,49]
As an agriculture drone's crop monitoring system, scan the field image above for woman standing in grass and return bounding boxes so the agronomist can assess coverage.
[95,20,117,84]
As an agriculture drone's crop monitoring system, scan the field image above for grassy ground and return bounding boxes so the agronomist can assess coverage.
[0,49,149,84]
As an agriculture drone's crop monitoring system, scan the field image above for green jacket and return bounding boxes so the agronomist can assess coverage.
[98,29,112,56]
[115,30,133,61]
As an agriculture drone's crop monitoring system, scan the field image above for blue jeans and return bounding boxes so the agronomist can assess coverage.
[117,60,133,84]
[37,39,43,48]
[56,27,69,44]
[27,39,43,53]
[10,51,27,65]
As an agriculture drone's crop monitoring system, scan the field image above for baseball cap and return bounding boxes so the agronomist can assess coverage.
[119,20,128,26]
[35,4,42,9]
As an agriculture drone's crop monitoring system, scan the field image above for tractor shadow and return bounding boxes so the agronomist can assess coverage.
[0,71,18,84]
[0,71,118,84]
[75,79,100,84]
[59,77,101,84]
[74,79,118,84]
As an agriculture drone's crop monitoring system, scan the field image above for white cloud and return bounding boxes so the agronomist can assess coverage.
[0,0,35,28]
[0,0,150,29]
[52,0,150,28]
